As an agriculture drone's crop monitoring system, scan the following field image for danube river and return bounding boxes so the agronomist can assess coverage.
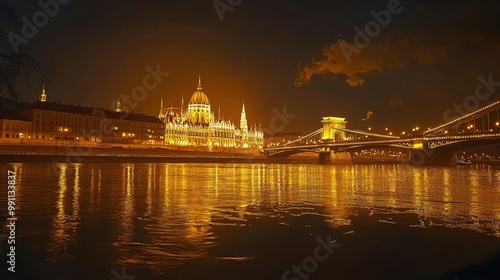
[1,162,499,279]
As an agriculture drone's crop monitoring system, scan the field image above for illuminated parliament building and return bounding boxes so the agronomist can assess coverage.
[158,75,264,148]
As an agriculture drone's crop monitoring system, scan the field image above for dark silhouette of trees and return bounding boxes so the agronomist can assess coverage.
[0,3,45,102]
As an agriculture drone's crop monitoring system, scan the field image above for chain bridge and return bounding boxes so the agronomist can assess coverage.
[263,100,500,165]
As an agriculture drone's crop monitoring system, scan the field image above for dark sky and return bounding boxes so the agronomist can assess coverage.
[2,0,500,135]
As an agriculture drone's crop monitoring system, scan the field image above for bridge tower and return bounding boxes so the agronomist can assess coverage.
[318,117,347,163]
[321,117,347,141]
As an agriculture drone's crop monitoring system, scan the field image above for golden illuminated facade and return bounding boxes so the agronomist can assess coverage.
[158,75,264,148]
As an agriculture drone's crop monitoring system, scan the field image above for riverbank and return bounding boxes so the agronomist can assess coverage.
[0,154,322,164]
[472,159,500,165]
[0,143,322,164]
[2,143,499,166]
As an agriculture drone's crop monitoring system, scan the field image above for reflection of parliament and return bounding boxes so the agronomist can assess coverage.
[0,75,264,149]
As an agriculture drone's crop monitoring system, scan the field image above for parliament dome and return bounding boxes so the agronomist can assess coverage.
[190,91,210,105]
[189,74,210,105]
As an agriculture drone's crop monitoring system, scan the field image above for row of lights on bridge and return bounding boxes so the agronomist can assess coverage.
[367,126,420,136]
[369,122,500,136]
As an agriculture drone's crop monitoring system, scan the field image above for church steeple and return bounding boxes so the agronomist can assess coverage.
[39,83,47,102]
[115,99,122,112]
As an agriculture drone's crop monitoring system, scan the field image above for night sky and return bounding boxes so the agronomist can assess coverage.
[3,0,500,135]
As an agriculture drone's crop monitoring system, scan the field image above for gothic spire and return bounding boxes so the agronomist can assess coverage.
[240,100,248,133]
[197,72,202,91]
[181,95,184,114]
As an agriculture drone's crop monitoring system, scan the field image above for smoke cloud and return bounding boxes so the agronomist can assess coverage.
[362,110,373,121]
[295,33,446,87]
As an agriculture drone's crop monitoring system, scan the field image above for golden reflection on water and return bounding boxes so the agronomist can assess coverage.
[468,169,482,231]
[47,164,67,261]
[31,162,499,266]
[10,163,23,210]
[47,163,81,262]
[88,167,102,212]
[386,166,397,209]
[442,169,452,217]
[413,169,423,213]
[72,164,80,220]
[119,164,135,242]
[89,168,94,210]
[146,163,155,216]
[330,168,338,208]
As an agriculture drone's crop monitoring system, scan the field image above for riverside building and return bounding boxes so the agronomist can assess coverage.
[0,85,165,145]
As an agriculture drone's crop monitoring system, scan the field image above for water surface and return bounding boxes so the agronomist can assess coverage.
[1,162,499,279]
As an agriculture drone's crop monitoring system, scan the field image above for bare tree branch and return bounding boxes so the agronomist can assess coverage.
[0,2,46,102]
